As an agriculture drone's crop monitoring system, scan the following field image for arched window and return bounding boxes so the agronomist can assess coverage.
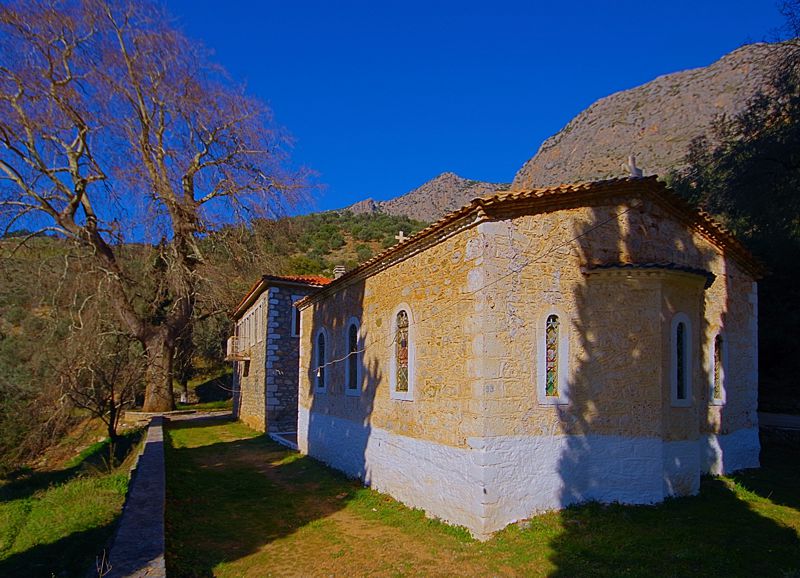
[676,322,686,399]
[671,313,692,407]
[545,314,560,397]
[345,319,362,396]
[538,310,569,405]
[315,330,327,392]
[390,306,414,400]
[710,333,726,405]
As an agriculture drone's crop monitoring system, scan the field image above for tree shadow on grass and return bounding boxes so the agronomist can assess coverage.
[728,431,800,512]
[165,416,360,577]
[0,520,119,578]
[548,469,800,577]
[547,187,792,577]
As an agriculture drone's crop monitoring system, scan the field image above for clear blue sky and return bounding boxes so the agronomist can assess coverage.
[168,1,785,212]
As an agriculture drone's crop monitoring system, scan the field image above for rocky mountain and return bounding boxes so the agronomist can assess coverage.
[512,42,792,189]
[344,42,790,222]
[346,172,509,223]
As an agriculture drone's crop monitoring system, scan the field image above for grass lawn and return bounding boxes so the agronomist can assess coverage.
[0,427,142,577]
[175,399,234,412]
[165,417,800,577]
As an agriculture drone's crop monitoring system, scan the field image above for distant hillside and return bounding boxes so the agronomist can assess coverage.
[347,172,509,222]
[512,42,792,189]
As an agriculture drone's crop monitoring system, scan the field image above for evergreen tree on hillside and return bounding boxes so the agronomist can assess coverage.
[670,35,800,410]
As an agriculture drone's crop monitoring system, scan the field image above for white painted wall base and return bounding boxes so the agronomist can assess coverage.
[477,434,664,534]
[298,408,761,538]
[701,427,761,475]
[298,407,485,532]
[663,440,701,497]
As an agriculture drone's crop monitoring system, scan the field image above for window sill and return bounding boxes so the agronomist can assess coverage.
[671,399,692,407]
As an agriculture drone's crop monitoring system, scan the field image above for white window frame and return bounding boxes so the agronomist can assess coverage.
[709,330,727,406]
[537,308,570,405]
[389,303,414,401]
[291,295,303,337]
[344,317,363,397]
[249,312,256,347]
[314,327,328,394]
[671,312,692,407]
[256,302,263,343]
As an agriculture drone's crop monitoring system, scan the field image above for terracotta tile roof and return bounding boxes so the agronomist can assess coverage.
[261,274,332,286]
[297,176,763,307]
[232,274,332,319]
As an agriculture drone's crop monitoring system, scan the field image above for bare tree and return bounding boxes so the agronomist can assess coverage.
[61,328,145,442]
[0,0,302,410]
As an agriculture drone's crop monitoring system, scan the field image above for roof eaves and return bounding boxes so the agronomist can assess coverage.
[297,176,764,307]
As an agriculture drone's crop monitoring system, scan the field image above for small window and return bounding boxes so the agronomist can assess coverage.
[545,315,560,397]
[249,313,256,347]
[315,330,327,392]
[390,305,414,400]
[676,322,686,400]
[256,303,263,343]
[291,295,302,337]
[538,311,569,404]
[345,319,362,396]
[671,313,692,407]
[710,333,726,405]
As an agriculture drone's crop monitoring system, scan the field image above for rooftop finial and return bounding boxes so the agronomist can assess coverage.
[625,154,643,178]
[333,265,346,279]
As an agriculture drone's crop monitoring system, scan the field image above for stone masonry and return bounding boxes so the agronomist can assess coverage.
[296,177,762,538]
[232,276,329,433]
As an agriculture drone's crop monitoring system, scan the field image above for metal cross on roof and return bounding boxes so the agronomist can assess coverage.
[395,231,408,243]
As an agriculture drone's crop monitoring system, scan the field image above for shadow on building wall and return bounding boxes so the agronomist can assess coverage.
[548,197,797,574]
[305,279,381,484]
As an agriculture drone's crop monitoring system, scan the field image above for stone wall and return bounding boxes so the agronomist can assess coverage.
[234,293,267,431]
[235,282,316,433]
[298,226,484,448]
[297,194,760,537]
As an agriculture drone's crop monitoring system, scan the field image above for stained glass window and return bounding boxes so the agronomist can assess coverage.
[545,314,559,397]
[713,334,723,400]
[396,310,409,393]
[348,323,359,391]
[316,332,326,389]
[676,322,686,400]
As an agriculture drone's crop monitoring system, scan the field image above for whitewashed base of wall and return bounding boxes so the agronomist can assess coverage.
[298,408,760,539]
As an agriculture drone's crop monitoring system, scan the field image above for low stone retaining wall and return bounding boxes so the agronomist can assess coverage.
[106,416,166,578]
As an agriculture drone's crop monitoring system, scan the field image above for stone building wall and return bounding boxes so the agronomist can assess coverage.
[264,285,313,432]
[234,295,267,432]
[235,282,317,433]
[297,191,759,538]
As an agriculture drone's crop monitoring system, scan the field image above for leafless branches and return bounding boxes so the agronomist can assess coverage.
[0,0,303,410]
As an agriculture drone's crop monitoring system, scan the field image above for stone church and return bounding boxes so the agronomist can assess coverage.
[290,176,761,538]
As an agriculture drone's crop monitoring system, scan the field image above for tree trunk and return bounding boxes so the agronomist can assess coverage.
[142,331,175,412]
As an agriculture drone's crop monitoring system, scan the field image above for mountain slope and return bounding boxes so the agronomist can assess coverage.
[347,172,509,222]
[512,42,791,189]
